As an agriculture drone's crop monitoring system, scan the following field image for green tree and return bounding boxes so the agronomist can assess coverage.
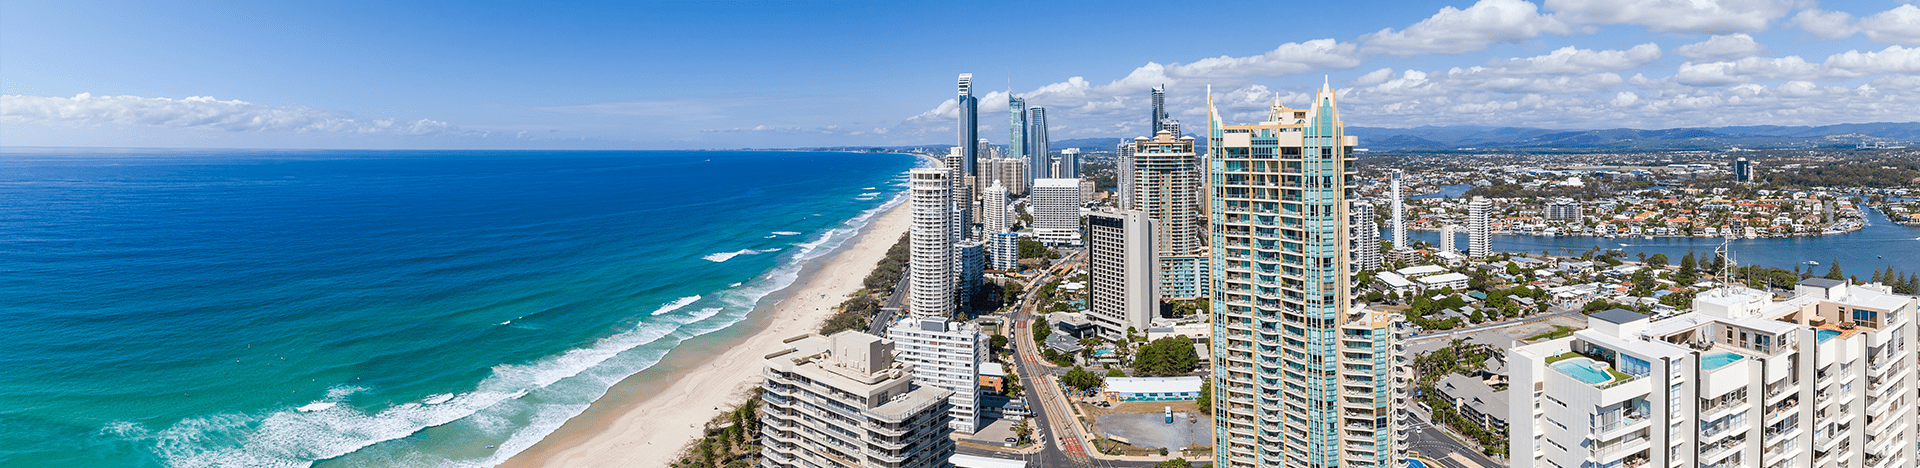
[1647,253,1669,268]
[1131,336,1200,376]
[1032,318,1052,345]
[1157,458,1193,468]
[1195,379,1212,413]
[1062,366,1103,392]
[990,334,1008,352]
[1826,259,1844,280]
[1106,368,1127,377]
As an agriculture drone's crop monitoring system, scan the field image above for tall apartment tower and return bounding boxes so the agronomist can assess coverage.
[908,168,954,318]
[1059,147,1079,180]
[886,316,986,434]
[1029,107,1050,180]
[1468,196,1491,258]
[1087,209,1157,340]
[1030,178,1082,245]
[1390,170,1407,251]
[759,331,955,468]
[1351,201,1382,272]
[1439,224,1458,253]
[954,239,984,309]
[1207,83,1406,468]
[1117,140,1136,210]
[1509,282,1918,468]
[1735,157,1753,183]
[957,73,978,179]
[996,157,1029,195]
[983,180,1010,234]
[1009,96,1028,163]
[1130,130,1207,299]
[1151,84,1168,136]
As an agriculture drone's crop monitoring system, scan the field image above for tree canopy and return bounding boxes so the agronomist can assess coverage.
[1131,336,1200,376]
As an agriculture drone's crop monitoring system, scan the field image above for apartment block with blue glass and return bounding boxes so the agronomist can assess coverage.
[1205,82,1405,468]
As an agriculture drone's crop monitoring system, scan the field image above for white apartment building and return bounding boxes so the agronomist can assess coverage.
[1440,224,1458,254]
[908,168,953,318]
[1546,200,1580,221]
[1030,178,1082,245]
[1468,196,1491,258]
[1509,279,1918,468]
[985,157,1028,196]
[760,331,955,468]
[1352,201,1381,272]
[886,317,987,434]
[982,181,1010,234]
[1086,209,1156,339]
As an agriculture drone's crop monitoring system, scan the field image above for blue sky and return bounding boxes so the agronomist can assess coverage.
[2,0,1916,149]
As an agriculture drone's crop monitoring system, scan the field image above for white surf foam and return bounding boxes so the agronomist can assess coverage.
[702,248,781,263]
[295,402,335,413]
[650,295,702,315]
[119,181,915,468]
[771,231,801,236]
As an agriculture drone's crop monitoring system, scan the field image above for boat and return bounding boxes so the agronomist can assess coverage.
[1806,261,1820,266]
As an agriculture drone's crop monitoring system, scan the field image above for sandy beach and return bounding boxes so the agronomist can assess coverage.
[499,195,911,468]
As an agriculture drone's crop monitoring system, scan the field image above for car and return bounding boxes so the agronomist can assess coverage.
[1005,437,1017,443]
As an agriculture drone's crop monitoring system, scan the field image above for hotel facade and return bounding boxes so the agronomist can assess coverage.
[1207,83,1408,468]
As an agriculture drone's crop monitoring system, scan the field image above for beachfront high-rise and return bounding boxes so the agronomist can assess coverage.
[1509,280,1918,468]
[886,316,986,434]
[957,73,978,179]
[1350,201,1381,272]
[909,168,954,318]
[1129,129,1207,299]
[1439,224,1458,254]
[759,331,955,468]
[1117,140,1136,210]
[1087,209,1157,339]
[1030,178,1081,245]
[1029,107,1050,179]
[1468,196,1490,258]
[1009,95,1028,164]
[1208,83,1406,468]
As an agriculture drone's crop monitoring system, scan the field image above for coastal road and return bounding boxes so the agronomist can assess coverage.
[866,272,911,335]
[1405,406,1505,468]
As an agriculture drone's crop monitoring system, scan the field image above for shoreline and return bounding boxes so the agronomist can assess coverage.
[498,194,912,468]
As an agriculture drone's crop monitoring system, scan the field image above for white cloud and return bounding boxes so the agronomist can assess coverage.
[1163,39,1364,80]
[1672,55,1828,86]
[1792,9,1860,39]
[1360,0,1571,56]
[1545,0,1791,33]
[1488,43,1662,74]
[0,93,454,135]
[1824,45,1920,76]
[1675,34,1768,61]
[1354,68,1397,86]
[1861,4,1920,45]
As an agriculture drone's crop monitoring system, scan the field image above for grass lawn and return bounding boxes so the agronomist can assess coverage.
[1543,351,1582,365]
[1526,325,1577,341]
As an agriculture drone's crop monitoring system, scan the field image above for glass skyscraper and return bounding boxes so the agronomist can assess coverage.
[957,73,978,178]
[1008,96,1027,165]
[1207,83,1406,468]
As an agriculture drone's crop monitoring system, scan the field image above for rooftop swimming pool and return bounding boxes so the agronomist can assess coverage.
[1818,329,1842,343]
[1407,460,1428,468]
[1702,351,1745,370]
[1092,348,1116,357]
[1552,358,1616,385]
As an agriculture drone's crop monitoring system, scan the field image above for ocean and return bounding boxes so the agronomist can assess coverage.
[0,149,917,467]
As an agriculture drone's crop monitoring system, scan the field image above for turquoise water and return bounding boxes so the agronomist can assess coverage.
[1702,351,1746,370]
[0,149,916,467]
[1552,358,1615,384]
[1818,329,1843,343]
[1406,460,1428,468]
[1092,349,1116,357]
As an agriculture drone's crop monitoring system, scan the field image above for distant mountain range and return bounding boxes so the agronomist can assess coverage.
[1042,122,1920,153]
